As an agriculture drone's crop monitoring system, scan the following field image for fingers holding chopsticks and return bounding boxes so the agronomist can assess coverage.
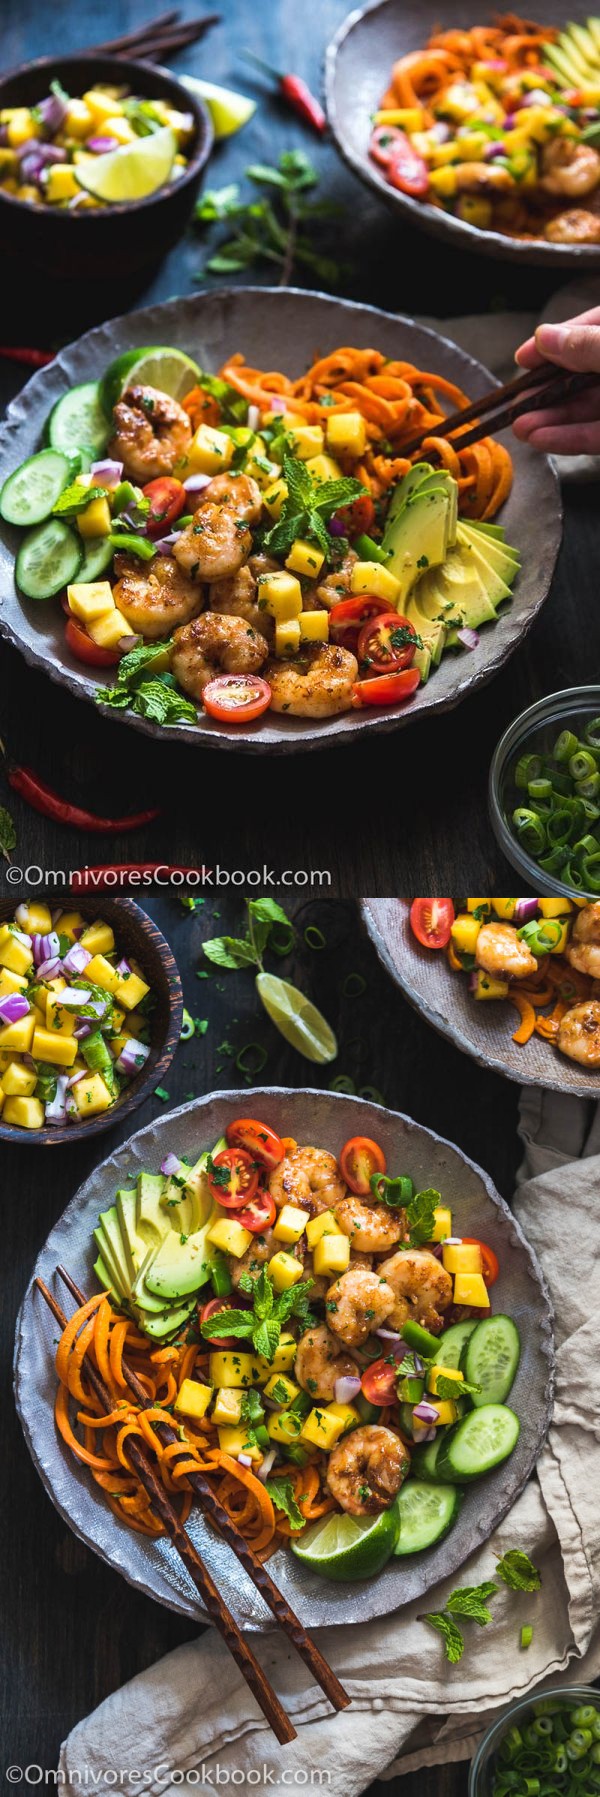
[513,309,600,453]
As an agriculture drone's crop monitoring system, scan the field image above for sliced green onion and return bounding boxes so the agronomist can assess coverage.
[512,807,546,854]
[584,717,600,748]
[569,749,597,782]
[268,923,295,958]
[180,1008,195,1040]
[546,808,575,846]
[520,1625,533,1649]
[581,854,600,894]
[554,729,579,762]
[342,972,367,998]
[550,770,573,798]
[576,772,600,801]
[518,918,563,953]
[515,752,543,789]
[235,1042,268,1076]
[358,1083,386,1105]
[528,777,552,801]
[304,925,326,951]
[573,833,600,859]
[329,1073,356,1094]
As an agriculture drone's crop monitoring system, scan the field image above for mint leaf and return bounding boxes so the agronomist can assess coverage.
[435,1374,480,1401]
[265,1477,304,1531]
[252,1317,281,1361]
[202,935,258,970]
[262,507,306,557]
[421,1613,464,1663]
[0,806,16,862]
[130,680,197,726]
[311,477,366,515]
[446,1582,497,1626]
[272,1279,314,1327]
[199,1308,253,1341]
[115,641,172,687]
[284,454,313,510]
[496,1551,542,1593]
[52,480,109,517]
[406,1188,440,1246]
[252,1266,274,1321]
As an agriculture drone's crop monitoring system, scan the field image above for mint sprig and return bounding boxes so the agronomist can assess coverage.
[264,1477,304,1531]
[262,454,365,563]
[200,1266,314,1364]
[495,1550,541,1593]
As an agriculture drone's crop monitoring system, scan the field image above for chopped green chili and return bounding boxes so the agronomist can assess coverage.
[304,925,326,951]
[342,972,367,998]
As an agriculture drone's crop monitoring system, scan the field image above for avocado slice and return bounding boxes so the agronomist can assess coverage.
[94,1221,130,1304]
[115,1186,144,1282]
[467,520,507,542]
[94,1253,122,1308]
[543,41,586,85]
[565,22,600,70]
[458,521,520,576]
[417,548,497,628]
[455,531,514,609]
[142,1301,197,1342]
[143,1225,215,1299]
[386,462,435,520]
[136,1170,168,1243]
[405,592,447,677]
[382,485,453,604]
[97,1206,132,1295]
[131,1241,173,1313]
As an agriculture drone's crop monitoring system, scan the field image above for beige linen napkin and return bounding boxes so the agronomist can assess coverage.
[59,1089,600,1794]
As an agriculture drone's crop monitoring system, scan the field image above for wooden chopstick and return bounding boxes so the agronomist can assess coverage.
[57,1266,350,1717]
[91,13,220,61]
[400,362,599,456]
[35,1276,296,1745]
[91,12,181,54]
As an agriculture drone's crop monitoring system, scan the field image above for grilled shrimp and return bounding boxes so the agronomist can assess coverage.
[174,473,262,583]
[326,1424,409,1517]
[557,1000,600,1067]
[475,922,537,981]
[325,1267,396,1348]
[266,643,358,718]
[566,902,600,979]
[294,1324,358,1402]
[269,1146,347,1216]
[314,550,358,611]
[335,1194,406,1254]
[377,1248,453,1335]
[453,161,514,191]
[544,208,600,244]
[209,555,276,645]
[112,553,203,640]
[229,1226,301,1288]
[109,384,191,483]
[171,612,268,700]
[540,139,600,197]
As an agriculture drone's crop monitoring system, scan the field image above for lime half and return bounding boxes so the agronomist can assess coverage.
[255,972,337,1065]
[75,125,176,205]
[291,1502,400,1581]
[99,347,202,419]
[180,74,256,138]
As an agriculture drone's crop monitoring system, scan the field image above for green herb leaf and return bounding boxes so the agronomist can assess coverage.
[496,1551,542,1593]
[446,1582,498,1626]
[420,1612,464,1663]
[52,481,109,517]
[0,806,16,862]
[129,680,197,727]
[434,1374,481,1401]
[202,935,259,970]
[406,1188,440,1246]
[264,1477,305,1530]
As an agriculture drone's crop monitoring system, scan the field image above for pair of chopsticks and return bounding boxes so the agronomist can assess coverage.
[400,360,600,456]
[89,10,220,64]
[36,1269,350,1745]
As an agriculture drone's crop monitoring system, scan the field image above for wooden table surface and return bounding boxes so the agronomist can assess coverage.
[2,891,522,1793]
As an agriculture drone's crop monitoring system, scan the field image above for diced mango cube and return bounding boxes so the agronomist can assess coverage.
[326,411,368,457]
[102,116,136,144]
[173,1379,212,1420]
[0,925,33,975]
[305,1210,342,1249]
[267,1410,304,1446]
[538,898,573,918]
[211,1388,243,1426]
[428,1397,459,1425]
[256,1331,297,1377]
[300,1406,346,1450]
[350,560,401,604]
[442,1242,482,1275]
[285,539,325,580]
[326,1400,360,1434]
[64,98,94,138]
[67,582,115,624]
[88,608,131,649]
[0,968,28,997]
[217,1426,263,1462]
[263,1372,301,1407]
[79,919,115,956]
[82,89,123,125]
[313,1234,350,1278]
[7,109,40,148]
[32,1027,78,1068]
[0,1013,35,1053]
[275,619,301,657]
[54,911,85,941]
[84,953,122,995]
[467,897,492,915]
[284,424,324,460]
[207,1217,253,1258]
[16,901,52,934]
[114,969,150,1011]
[298,610,329,643]
[71,1073,114,1116]
[3,1095,44,1129]
[77,496,112,540]
[453,1271,490,1308]
[262,478,288,519]
[2,1060,37,1097]
[268,1251,304,1292]
[450,914,481,956]
[45,166,83,203]
[273,1203,310,1245]
[548,921,570,955]
[257,570,302,620]
[473,970,509,1001]
[431,1206,452,1243]
[186,424,234,476]
[0,1081,4,1114]
[428,165,457,198]
[45,995,76,1038]
[209,1350,261,1389]
[427,1364,464,1396]
[305,453,342,483]
[491,899,517,920]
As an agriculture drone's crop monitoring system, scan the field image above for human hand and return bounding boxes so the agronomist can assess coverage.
[512,306,600,455]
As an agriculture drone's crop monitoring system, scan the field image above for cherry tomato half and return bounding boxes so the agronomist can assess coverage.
[202,674,272,724]
[339,1136,386,1196]
[207,1148,259,1209]
[361,1352,404,1406]
[65,616,121,668]
[410,898,455,951]
[462,1238,499,1286]
[357,610,418,676]
[386,135,429,198]
[237,1190,277,1234]
[329,595,388,655]
[226,1118,284,1171]
[142,476,187,539]
[330,494,376,538]
[352,667,421,707]
[369,124,407,169]
[200,1294,247,1349]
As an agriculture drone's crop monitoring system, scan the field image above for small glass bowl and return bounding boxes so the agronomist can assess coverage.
[469,1683,600,1795]
[489,686,600,899]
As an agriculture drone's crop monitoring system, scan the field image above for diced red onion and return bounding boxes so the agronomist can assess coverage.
[514,897,539,925]
[36,956,62,980]
[45,931,60,962]
[15,905,31,930]
[375,1327,401,1341]
[38,144,67,166]
[413,1400,440,1424]
[442,1236,462,1246]
[0,125,7,148]
[85,135,117,154]
[183,473,212,493]
[32,932,50,965]
[12,927,32,948]
[468,970,479,991]
[38,92,68,135]
[54,986,91,1008]
[116,1038,150,1076]
[503,112,516,127]
[15,138,42,162]
[0,992,30,1025]
[328,515,346,537]
[268,395,287,415]
[247,404,261,431]
[67,1070,86,1087]
[73,1022,91,1041]
[456,627,479,650]
[120,505,148,531]
[90,458,123,487]
[520,89,552,106]
[334,1375,362,1404]
[430,121,451,142]
[155,534,182,554]
[116,957,131,977]
[62,942,92,977]
[237,1453,253,1467]
[429,1242,443,1260]
[484,141,509,160]
[45,1075,69,1126]
[83,997,108,1021]
[161,1152,181,1177]
[481,58,507,71]
[65,1089,79,1119]
[257,1448,277,1483]
[117,634,143,652]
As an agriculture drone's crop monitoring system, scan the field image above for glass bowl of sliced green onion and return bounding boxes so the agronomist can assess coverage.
[489,688,600,898]
[469,1685,600,1795]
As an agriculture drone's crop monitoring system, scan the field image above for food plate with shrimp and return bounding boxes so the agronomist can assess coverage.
[0,287,560,752]
[326,0,600,268]
[362,896,600,1096]
[14,1087,553,1628]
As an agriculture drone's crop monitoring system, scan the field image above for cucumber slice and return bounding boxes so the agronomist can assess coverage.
[46,382,110,461]
[16,519,82,601]
[410,1433,449,1481]
[394,1479,463,1555]
[433,1320,477,1372]
[464,1315,521,1407]
[436,1403,520,1482]
[77,536,114,582]
[0,449,71,527]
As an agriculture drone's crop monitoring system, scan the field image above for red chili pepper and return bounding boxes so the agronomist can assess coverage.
[7,765,161,833]
[242,51,326,133]
[71,864,208,889]
[0,346,55,368]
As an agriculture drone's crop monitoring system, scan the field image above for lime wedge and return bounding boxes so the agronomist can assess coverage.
[74,125,176,204]
[99,347,202,419]
[180,74,256,138]
[255,972,337,1065]
[291,1501,400,1581]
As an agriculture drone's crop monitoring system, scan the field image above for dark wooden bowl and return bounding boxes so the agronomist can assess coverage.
[325,0,600,270]
[0,54,213,280]
[0,892,183,1146]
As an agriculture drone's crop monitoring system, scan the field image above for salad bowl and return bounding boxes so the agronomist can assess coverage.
[14,1086,554,1629]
